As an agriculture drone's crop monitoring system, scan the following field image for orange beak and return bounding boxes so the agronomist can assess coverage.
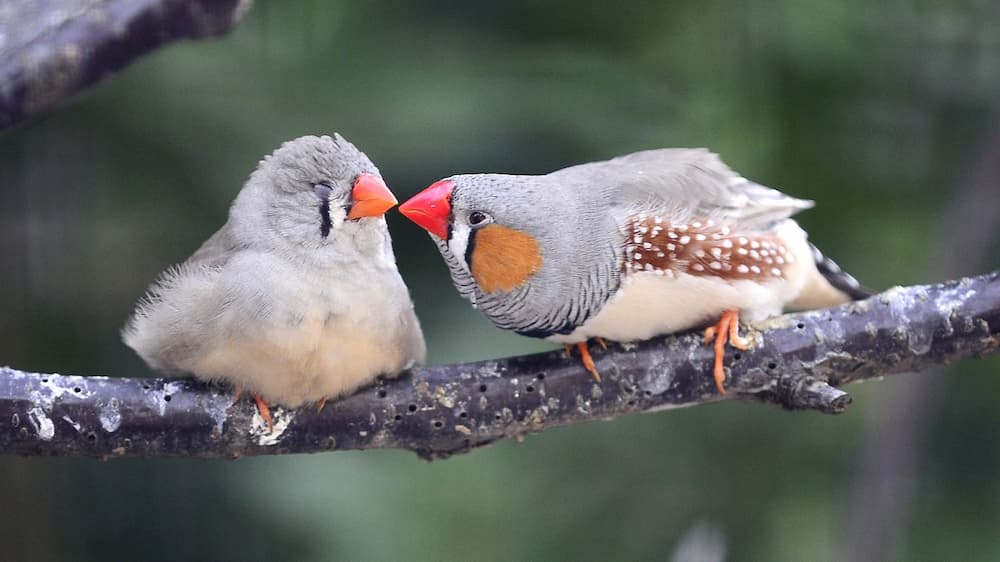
[347,173,397,219]
[398,179,454,239]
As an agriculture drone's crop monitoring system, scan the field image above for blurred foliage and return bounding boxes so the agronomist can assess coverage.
[1,1,998,560]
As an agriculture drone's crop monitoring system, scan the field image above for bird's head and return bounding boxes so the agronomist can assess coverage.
[400,173,618,336]
[400,174,547,296]
[231,134,398,262]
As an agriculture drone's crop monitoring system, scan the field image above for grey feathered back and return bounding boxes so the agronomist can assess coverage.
[552,148,814,229]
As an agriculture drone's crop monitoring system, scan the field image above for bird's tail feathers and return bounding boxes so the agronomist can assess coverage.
[810,244,872,301]
[788,244,873,310]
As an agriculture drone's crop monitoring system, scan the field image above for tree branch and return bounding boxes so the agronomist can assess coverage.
[0,0,250,132]
[1,272,997,460]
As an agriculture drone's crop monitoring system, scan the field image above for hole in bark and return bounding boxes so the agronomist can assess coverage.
[164,395,172,402]
[536,373,545,380]
[479,384,488,393]
[393,414,402,421]
[142,384,150,390]
[627,400,636,406]
[408,404,417,412]
[376,389,387,398]
[41,378,48,383]
[494,413,502,421]
[86,432,97,442]
[767,362,777,370]
[733,353,742,360]
[526,385,535,393]
[625,386,635,394]
[73,387,81,393]
[796,322,805,329]
[432,420,443,429]
[643,390,652,397]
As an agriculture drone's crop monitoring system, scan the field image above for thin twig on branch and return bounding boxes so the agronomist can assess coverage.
[0,0,251,132]
[1,272,997,460]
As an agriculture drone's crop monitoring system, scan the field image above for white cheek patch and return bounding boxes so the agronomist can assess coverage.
[329,205,348,230]
[448,222,472,273]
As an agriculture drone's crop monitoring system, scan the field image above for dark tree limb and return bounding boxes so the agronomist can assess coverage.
[1,272,997,460]
[0,0,251,132]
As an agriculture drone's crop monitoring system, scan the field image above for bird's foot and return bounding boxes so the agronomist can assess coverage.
[702,309,750,394]
[565,340,603,383]
[253,393,274,433]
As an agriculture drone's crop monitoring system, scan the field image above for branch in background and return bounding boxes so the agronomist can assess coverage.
[843,122,1000,561]
[0,0,251,132]
[1,272,997,460]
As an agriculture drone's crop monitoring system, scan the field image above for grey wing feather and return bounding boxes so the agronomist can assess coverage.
[555,148,814,228]
[122,223,239,368]
[128,222,235,326]
[187,221,240,268]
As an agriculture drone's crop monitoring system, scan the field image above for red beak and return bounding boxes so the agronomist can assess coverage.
[347,173,397,219]
[399,179,454,239]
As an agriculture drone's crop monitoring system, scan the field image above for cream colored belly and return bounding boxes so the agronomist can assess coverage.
[547,272,791,344]
[190,314,408,408]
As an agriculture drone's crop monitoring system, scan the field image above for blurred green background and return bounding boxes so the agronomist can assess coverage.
[1,1,999,560]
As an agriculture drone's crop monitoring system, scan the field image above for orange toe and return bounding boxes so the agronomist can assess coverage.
[253,393,274,433]
[577,342,602,383]
[704,309,747,394]
[727,313,750,350]
[316,397,328,413]
[703,326,717,345]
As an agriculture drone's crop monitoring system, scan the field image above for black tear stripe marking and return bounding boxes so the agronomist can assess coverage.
[319,198,332,238]
[446,205,455,242]
[313,182,334,238]
[463,228,478,270]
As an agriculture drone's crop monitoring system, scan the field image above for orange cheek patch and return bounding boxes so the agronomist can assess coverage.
[470,224,543,293]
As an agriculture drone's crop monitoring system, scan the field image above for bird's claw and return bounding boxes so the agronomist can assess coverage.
[253,393,274,433]
[566,341,603,383]
[703,309,750,394]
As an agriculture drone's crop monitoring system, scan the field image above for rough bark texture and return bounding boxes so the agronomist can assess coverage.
[0,0,250,132]
[1,272,997,460]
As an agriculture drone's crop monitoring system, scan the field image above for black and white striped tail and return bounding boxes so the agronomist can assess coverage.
[811,244,872,300]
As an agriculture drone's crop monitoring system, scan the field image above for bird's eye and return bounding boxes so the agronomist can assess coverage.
[468,211,491,228]
[313,183,333,200]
